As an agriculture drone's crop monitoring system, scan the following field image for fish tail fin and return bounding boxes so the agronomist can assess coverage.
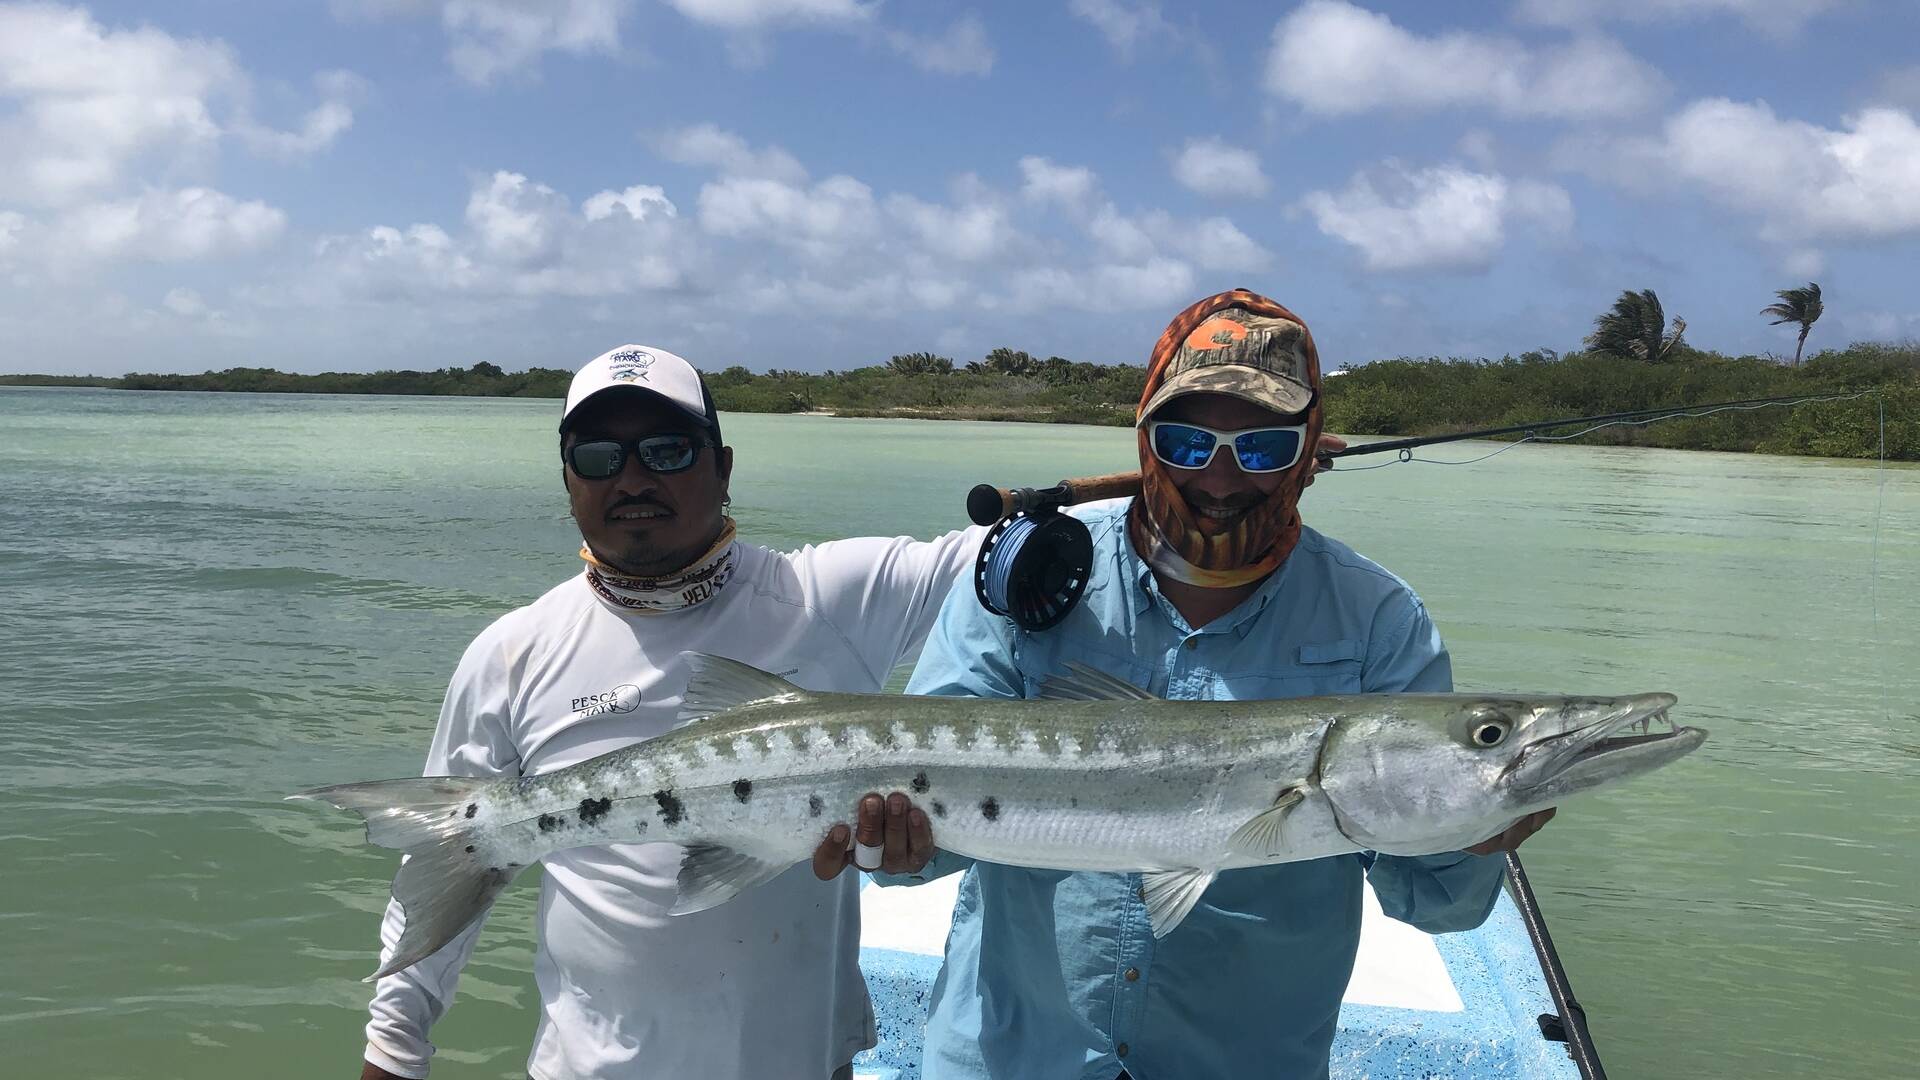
[288,776,522,981]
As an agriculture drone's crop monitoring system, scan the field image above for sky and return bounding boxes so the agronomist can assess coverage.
[2,0,1918,376]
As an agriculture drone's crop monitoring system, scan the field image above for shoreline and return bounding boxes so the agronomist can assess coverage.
[3,381,1910,464]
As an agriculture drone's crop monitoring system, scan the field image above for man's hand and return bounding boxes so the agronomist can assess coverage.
[1464,808,1556,856]
[360,1063,405,1080]
[811,792,935,880]
[1306,432,1347,486]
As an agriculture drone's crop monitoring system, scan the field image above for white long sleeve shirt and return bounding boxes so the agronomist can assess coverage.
[364,529,982,1080]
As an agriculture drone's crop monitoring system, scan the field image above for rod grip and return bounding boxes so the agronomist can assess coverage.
[1061,472,1141,504]
[966,484,1011,526]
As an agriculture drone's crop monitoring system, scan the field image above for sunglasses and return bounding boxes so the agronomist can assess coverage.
[565,434,714,479]
[1146,421,1309,474]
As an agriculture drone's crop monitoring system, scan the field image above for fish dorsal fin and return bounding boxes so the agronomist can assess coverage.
[1226,786,1307,859]
[678,653,814,724]
[1140,867,1216,938]
[1035,662,1157,702]
[671,844,794,915]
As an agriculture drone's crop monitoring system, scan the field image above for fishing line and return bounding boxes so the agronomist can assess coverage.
[1334,389,1881,468]
[1873,394,1889,724]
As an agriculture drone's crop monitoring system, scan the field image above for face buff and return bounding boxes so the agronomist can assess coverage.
[580,518,738,614]
[1126,289,1325,589]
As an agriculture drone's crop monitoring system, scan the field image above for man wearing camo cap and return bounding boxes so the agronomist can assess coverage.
[881,288,1554,1080]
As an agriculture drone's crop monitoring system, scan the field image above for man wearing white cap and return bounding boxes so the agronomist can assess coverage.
[357,345,960,1080]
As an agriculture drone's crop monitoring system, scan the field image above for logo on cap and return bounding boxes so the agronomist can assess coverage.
[607,350,654,382]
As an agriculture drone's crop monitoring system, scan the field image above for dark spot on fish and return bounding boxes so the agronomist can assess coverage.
[654,789,685,825]
[931,800,947,818]
[1069,797,1079,808]
[447,809,457,818]
[808,794,824,817]
[578,796,612,825]
[538,813,564,833]
[464,845,475,853]
[733,779,753,803]
[980,796,1000,822]
[911,771,930,794]
[464,803,477,819]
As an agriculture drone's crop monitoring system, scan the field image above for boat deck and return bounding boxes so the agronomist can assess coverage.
[853,874,1583,1079]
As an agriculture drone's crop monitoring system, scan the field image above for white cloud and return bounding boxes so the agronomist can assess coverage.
[1456,129,1499,169]
[1515,0,1838,33]
[696,174,882,256]
[1264,0,1666,119]
[885,195,1012,262]
[465,171,572,263]
[0,3,234,205]
[1154,215,1271,271]
[885,14,994,76]
[0,3,356,216]
[1300,162,1572,271]
[293,172,694,305]
[54,187,286,261]
[1782,248,1824,276]
[0,211,24,257]
[442,0,628,84]
[663,0,873,30]
[1005,258,1197,312]
[1068,0,1170,60]
[1171,137,1270,199]
[162,287,209,317]
[583,184,676,222]
[1559,99,1920,244]
[656,124,810,183]
[1020,156,1097,205]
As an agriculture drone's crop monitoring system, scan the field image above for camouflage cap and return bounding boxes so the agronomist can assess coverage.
[1138,306,1315,421]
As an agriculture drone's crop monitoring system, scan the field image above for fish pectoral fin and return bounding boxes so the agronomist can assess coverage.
[677,653,815,724]
[1034,662,1158,702]
[1225,786,1307,859]
[670,843,795,916]
[1140,868,1217,938]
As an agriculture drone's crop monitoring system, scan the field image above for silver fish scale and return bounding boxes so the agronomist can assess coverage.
[472,692,1349,873]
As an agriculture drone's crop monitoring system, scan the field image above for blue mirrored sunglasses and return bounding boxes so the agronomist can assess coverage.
[1146,421,1309,474]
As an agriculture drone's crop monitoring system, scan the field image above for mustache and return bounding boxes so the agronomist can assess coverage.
[606,496,673,520]
[1184,492,1264,514]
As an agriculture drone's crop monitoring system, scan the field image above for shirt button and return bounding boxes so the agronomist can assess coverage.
[1117,1042,1130,1057]
[1184,637,1197,649]
[1124,967,1140,981]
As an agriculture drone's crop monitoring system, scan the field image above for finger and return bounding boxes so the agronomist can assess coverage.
[882,793,910,870]
[853,794,885,871]
[812,824,851,880]
[906,807,935,871]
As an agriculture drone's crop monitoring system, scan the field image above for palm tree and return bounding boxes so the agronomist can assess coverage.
[886,352,953,376]
[1586,289,1688,362]
[981,347,1038,377]
[1761,282,1823,366]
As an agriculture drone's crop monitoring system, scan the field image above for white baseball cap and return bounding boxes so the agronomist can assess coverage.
[561,344,719,434]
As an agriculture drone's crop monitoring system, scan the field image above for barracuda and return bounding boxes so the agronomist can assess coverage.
[292,654,1706,980]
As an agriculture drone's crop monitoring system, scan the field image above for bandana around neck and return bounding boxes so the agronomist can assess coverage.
[580,518,738,615]
[1125,289,1324,590]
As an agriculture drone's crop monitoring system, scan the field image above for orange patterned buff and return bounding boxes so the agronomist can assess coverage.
[1126,288,1324,589]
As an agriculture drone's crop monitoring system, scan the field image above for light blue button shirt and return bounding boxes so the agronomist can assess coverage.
[888,502,1507,1080]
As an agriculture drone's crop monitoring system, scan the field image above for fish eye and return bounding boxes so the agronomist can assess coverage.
[1471,718,1511,748]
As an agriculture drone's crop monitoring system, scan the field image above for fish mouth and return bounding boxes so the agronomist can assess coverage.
[1509,693,1706,799]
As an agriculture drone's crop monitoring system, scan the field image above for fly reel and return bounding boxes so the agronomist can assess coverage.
[971,508,1094,632]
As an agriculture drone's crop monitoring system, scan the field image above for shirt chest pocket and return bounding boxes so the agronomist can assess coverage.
[1213,638,1366,698]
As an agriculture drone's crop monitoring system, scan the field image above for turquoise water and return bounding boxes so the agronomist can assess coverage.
[3,386,1916,1078]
